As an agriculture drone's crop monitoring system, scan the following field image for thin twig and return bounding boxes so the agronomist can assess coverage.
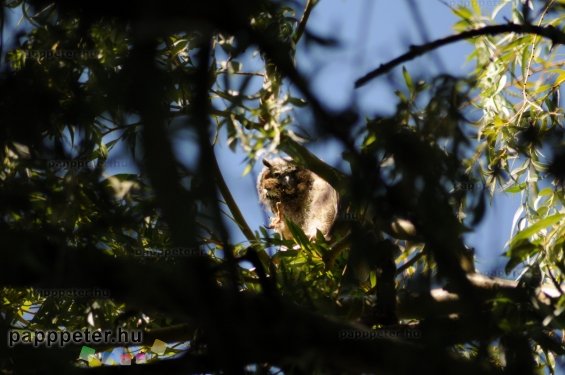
[355,23,565,88]
[396,247,425,275]
[406,0,446,73]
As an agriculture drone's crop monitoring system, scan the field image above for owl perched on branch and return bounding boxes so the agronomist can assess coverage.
[257,157,339,240]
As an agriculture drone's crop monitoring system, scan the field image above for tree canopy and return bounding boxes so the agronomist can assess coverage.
[1,0,565,373]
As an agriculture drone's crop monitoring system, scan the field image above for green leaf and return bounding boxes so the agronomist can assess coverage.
[545,90,559,112]
[402,66,414,93]
[504,182,526,193]
[531,159,547,172]
[369,271,377,288]
[510,162,529,179]
[287,96,308,107]
[471,0,481,15]
[555,70,565,87]
[492,0,510,19]
[537,206,549,218]
[539,187,553,197]
[509,213,565,248]
[453,6,473,20]
[97,143,108,160]
[493,75,507,96]
[512,8,525,24]
[105,138,119,151]
[286,219,311,250]
[242,163,253,176]
[521,46,531,81]
[228,61,241,73]
[505,239,537,273]
[170,39,188,58]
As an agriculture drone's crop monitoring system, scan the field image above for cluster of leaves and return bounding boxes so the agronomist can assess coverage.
[443,0,565,369]
[456,0,565,345]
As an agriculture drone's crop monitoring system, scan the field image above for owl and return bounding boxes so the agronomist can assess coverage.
[257,157,339,240]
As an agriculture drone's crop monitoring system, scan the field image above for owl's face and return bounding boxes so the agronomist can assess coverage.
[257,158,311,203]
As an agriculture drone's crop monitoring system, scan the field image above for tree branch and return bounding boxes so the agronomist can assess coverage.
[293,0,317,44]
[397,272,562,320]
[2,240,561,371]
[355,23,565,88]
[210,142,273,268]
[396,247,425,275]
[210,146,256,243]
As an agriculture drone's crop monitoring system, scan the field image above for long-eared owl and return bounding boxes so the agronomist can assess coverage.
[257,158,338,240]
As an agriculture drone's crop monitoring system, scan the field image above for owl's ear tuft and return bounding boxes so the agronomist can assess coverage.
[262,159,273,169]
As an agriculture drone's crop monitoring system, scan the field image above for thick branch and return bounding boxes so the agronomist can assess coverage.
[2,241,561,372]
[397,272,561,319]
[78,291,497,375]
[355,23,565,88]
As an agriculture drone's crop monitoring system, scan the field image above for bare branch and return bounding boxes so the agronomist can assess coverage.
[293,0,317,44]
[355,23,565,88]
[210,146,256,243]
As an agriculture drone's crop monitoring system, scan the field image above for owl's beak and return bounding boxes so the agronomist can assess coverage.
[262,159,272,169]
